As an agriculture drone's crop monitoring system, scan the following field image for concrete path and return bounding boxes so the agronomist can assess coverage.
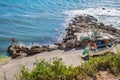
[0,48,83,80]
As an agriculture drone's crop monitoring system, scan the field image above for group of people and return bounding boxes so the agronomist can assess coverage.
[82,41,97,55]
[87,41,97,50]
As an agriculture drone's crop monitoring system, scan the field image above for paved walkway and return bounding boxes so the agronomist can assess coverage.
[0,48,83,80]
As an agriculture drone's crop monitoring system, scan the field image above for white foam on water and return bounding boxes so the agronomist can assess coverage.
[64,8,120,17]
[64,7,120,29]
[17,42,42,49]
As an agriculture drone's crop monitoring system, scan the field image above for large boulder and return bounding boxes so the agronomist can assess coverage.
[31,46,41,50]
[7,44,29,58]
[66,39,76,48]
[47,44,59,51]
[26,46,46,55]
[54,42,66,50]
[84,15,98,23]
[26,48,42,55]
[7,44,18,58]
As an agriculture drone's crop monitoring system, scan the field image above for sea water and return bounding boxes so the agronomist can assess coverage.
[0,0,120,55]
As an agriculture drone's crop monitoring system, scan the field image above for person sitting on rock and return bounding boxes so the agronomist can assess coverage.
[94,42,97,50]
[91,42,97,51]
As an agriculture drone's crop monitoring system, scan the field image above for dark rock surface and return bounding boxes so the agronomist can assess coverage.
[7,44,59,58]
[7,44,29,58]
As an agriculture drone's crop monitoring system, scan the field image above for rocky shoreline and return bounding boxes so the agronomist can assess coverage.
[7,15,120,58]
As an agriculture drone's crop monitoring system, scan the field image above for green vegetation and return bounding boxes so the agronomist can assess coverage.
[0,55,10,62]
[17,58,78,80]
[92,29,100,36]
[17,47,120,80]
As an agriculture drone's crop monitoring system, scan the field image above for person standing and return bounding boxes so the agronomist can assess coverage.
[12,37,15,44]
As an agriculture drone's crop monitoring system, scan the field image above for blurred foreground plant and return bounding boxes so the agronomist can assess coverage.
[17,46,120,80]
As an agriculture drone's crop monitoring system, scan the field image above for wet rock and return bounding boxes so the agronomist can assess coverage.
[26,46,47,55]
[7,43,59,58]
[26,48,43,54]
[66,26,73,30]
[31,46,41,50]
[7,44,29,58]
[102,7,106,10]
[58,43,66,50]
[47,44,58,51]
[63,36,74,43]
[7,15,120,58]
[42,45,49,51]
[7,45,18,58]
[66,39,76,48]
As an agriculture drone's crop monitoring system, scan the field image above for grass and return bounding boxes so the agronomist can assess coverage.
[0,56,9,62]
[0,55,11,65]
[17,46,120,80]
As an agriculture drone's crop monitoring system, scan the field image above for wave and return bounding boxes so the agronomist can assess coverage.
[17,42,42,49]
[64,7,120,29]
[0,0,120,55]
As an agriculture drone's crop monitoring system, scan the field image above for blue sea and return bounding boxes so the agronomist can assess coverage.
[0,0,120,55]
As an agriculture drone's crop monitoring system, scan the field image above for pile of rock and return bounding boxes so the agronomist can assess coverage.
[59,15,120,49]
[7,44,59,58]
[7,44,29,58]
[7,15,120,58]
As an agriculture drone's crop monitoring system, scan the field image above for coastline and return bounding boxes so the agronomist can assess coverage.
[0,15,120,80]
[0,49,83,80]
[6,15,120,58]
[0,46,119,80]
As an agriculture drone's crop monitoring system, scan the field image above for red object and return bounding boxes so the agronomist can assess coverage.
[12,37,15,43]
[93,43,97,49]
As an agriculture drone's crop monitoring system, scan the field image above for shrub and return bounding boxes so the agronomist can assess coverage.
[17,58,78,80]
[17,47,120,80]
[78,47,120,79]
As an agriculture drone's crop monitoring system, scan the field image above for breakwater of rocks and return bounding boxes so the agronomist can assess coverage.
[7,15,120,58]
